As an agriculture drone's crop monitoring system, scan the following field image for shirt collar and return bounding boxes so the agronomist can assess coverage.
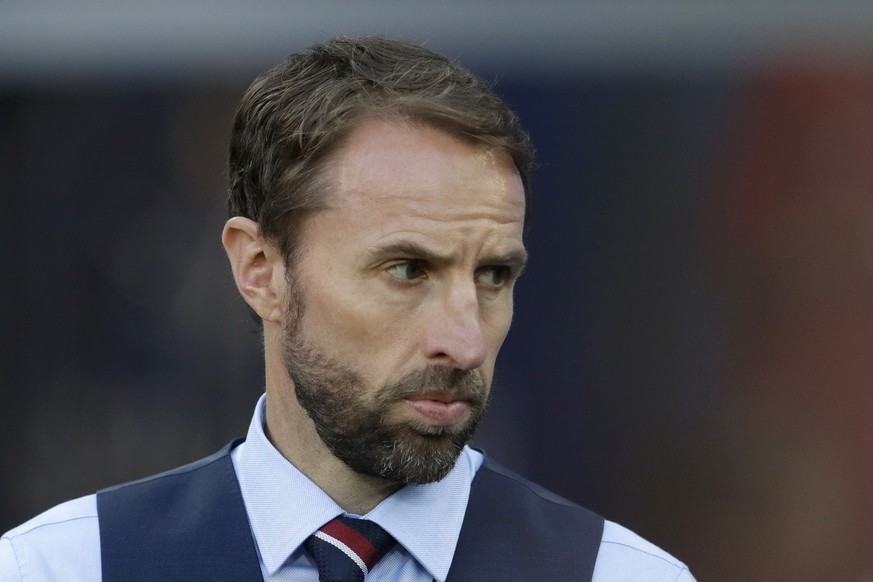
[233,393,479,581]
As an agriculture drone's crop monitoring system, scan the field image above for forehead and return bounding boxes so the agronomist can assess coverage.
[322,119,526,227]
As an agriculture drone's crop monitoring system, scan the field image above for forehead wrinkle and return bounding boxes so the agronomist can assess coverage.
[365,227,527,270]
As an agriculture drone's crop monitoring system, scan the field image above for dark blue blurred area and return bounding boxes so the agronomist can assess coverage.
[480,76,732,506]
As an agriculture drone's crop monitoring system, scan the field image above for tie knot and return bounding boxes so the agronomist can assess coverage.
[304,516,397,582]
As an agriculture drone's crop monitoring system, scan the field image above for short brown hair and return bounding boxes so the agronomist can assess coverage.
[227,36,533,261]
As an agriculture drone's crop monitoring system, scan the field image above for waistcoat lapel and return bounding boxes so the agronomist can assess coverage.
[445,455,604,582]
[97,440,262,582]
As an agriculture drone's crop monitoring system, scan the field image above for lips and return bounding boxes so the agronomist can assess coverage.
[403,393,472,426]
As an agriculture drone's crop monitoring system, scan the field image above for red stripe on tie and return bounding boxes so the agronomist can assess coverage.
[321,519,381,569]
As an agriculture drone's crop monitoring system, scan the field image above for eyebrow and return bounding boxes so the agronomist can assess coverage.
[366,240,529,272]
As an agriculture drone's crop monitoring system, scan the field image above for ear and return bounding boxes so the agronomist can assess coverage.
[222,217,286,323]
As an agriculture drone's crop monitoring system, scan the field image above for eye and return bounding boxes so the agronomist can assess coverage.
[476,265,512,288]
[386,261,426,282]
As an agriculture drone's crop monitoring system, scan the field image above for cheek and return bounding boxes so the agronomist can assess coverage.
[300,279,418,362]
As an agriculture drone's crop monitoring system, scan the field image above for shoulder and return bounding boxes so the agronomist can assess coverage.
[593,520,695,581]
[3,495,99,549]
[0,443,240,582]
[95,440,240,524]
[475,455,602,522]
[453,455,604,579]
[1,495,101,581]
[474,455,695,581]
[99,439,237,497]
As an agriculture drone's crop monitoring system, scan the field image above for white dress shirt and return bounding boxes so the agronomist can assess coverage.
[1,394,695,581]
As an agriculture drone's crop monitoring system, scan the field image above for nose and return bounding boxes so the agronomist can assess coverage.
[422,282,488,370]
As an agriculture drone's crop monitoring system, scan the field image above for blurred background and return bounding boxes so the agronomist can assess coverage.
[3,1,873,580]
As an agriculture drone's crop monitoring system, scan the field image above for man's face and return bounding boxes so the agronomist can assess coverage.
[281,119,527,484]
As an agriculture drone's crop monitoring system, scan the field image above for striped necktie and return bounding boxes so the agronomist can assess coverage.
[304,515,397,582]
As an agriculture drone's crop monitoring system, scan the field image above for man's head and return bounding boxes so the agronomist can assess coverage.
[227,35,532,263]
[223,37,531,487]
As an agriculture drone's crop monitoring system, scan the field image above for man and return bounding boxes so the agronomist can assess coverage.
[1,36,694,581]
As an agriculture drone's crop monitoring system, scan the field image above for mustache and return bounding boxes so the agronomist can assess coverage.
[377,365,487,404]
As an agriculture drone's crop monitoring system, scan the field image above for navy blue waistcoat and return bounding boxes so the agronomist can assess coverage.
[97,441,604,581]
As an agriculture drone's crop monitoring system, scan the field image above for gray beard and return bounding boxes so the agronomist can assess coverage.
[282,326,489,484]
